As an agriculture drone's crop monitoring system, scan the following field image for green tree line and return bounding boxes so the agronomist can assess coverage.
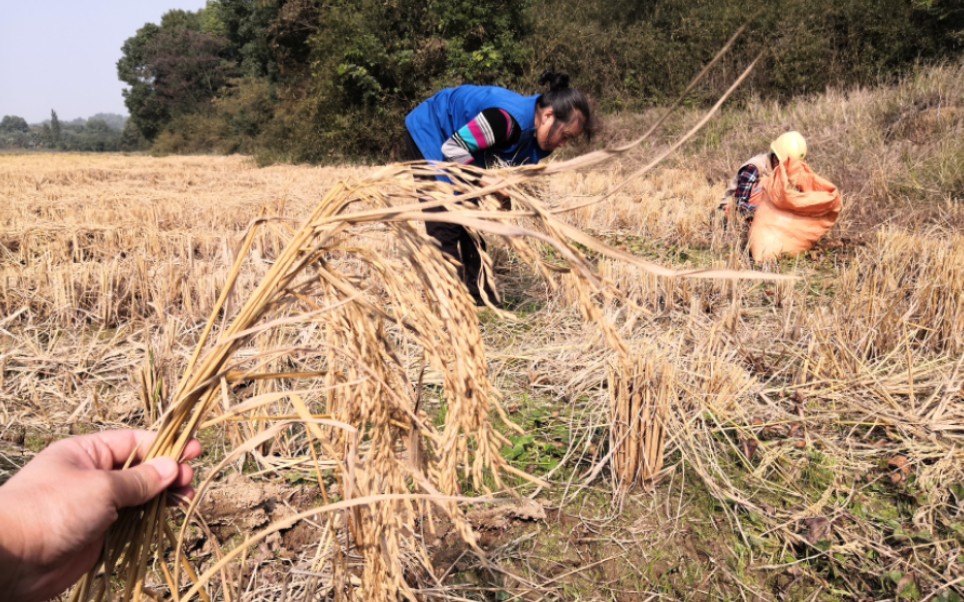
[0,111,127,152]
[118,0,961,162]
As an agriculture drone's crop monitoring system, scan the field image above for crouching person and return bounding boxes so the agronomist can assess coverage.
[748,132,842,262]
[721,131,842,262]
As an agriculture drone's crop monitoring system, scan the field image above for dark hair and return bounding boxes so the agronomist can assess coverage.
[535,71,596,142]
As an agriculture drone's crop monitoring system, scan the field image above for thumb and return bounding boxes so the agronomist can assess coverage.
[109,457,179,508]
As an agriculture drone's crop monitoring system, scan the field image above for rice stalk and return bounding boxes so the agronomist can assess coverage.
[608,352,674,489]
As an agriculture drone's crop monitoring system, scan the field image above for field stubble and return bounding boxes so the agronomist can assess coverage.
[1,63,963,601]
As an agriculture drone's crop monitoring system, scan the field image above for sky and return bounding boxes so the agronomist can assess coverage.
[0,1,209,124]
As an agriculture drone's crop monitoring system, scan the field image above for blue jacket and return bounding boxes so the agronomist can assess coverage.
[405,85,549,168]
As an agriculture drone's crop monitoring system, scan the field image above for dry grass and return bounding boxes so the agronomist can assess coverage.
[1,60,962,601]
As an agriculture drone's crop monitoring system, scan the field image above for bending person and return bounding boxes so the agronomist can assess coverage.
[404,71,595,306]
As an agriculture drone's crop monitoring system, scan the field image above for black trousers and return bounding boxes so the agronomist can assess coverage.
[404,132,496,305]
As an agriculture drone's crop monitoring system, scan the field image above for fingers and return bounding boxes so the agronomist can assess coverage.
[164,464,197,505]
[92,430,202,508]
[108,453,197,509]
[175,462,195,489]
[109,457,180,508]
[167,454,199,504]
[181,438,203,462]
[92,429,203,466]
[52,430,202,509]
[89,429,158,469]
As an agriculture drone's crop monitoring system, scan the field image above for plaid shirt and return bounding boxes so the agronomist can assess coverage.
[734,164,760,213]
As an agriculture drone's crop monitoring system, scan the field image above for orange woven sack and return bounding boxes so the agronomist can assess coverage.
[749,157,842,261]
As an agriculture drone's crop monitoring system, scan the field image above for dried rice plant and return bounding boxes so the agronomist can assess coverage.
[648,228,964,595]
[608,352,674,488]
[824,227,964,358]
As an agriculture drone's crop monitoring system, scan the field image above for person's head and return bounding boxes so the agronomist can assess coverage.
[769,131,807,167]
[534,71,595,152]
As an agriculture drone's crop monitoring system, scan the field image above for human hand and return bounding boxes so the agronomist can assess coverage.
[0,430,202,602]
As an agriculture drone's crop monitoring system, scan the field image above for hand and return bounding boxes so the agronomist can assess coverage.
[0,430,202,602]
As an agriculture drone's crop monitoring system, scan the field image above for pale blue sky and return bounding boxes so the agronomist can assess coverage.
[0,1,209,124]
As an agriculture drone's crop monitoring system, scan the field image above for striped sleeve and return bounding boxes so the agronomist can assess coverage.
[441,108,520,164]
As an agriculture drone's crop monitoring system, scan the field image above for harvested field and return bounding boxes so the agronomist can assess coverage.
[1,62,962,601]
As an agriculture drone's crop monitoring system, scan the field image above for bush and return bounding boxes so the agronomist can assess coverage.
[152,112,228,155]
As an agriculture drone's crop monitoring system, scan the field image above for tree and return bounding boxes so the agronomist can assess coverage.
[118,9,234,141]
[0,115,29,133]
[110,0,961,160]
[39,123,53,147]
[50,110,62,148]
[0,115,33,149]
[88,113,128,131]
[120,119,149,151]
[149,26,232,112]
[67,119,119,152]
[209,0,279,80]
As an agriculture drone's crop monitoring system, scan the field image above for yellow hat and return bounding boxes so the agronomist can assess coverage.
[770,131,807,162]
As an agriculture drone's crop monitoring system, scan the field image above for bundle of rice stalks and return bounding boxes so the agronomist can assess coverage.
[73,142,798,599]
[609,353,674,488]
